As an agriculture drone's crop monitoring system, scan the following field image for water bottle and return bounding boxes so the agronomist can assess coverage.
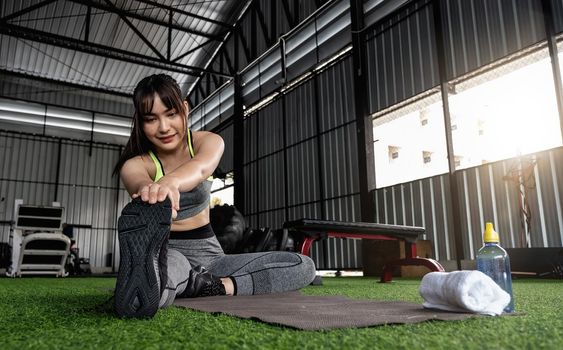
[476,222,515,313]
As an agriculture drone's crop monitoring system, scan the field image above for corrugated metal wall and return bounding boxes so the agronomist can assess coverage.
[554,0,563,33]
[366,0,563,265]
[215,122,235,174]
[365,0,552,115]
[365,0,439,113]
[440,0,546,80]
[375,147,563,262]
[0,131,125,270]
[243,56,362,269]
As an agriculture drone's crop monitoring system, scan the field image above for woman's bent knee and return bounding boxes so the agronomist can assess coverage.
[297,254,317,286]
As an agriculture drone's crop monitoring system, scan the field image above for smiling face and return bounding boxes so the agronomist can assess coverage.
[141,93,188,154]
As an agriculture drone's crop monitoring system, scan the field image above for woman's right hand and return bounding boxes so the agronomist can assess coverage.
[132,181,180,219]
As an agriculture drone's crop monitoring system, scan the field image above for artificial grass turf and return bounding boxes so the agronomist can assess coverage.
[0,276,561,350]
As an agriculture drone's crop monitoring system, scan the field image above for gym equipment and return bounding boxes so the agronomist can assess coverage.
[6,199,70,277]
[283,219,444,282]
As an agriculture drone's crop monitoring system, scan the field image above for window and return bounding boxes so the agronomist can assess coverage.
[422,151,432,164]
[448,46,562,170]
[388,146,400,161]
[373,92,449,188]
[210,171,234,206]
[419,110,428,126]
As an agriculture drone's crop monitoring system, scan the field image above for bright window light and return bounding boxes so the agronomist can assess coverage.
[449,46,562,169]
[372,44,563,189]
[372,92,448,188]
[211,184,234,207]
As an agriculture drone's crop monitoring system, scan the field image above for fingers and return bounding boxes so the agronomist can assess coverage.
[168,187,180,214]
[134,183,180,215]
[138,184,151,202]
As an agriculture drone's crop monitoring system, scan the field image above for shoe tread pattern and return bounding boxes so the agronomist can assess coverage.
[114,198,171,318]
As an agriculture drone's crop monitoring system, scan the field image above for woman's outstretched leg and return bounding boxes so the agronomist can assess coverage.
[208,252,316,295]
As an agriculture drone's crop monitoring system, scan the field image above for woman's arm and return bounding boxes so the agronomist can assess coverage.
[120,156,154,197]
[135,131,224,215]
[164,131,224,191]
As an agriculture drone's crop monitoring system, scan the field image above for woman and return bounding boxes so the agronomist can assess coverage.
[113,74,316,318]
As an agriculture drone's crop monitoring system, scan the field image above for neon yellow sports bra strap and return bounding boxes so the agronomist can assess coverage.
[187,129,195,158]
[148,150,164,182]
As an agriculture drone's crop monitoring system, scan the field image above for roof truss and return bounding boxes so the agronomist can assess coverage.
[0,0,236,78]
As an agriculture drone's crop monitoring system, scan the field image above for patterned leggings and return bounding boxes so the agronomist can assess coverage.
[159,229,316,307]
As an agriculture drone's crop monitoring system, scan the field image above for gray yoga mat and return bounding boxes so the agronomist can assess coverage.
[173,291,476,330]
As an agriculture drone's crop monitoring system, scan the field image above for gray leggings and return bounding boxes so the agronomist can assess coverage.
[159,236,317,308]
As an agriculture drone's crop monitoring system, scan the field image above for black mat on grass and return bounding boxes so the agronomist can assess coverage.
[174,291,476,330]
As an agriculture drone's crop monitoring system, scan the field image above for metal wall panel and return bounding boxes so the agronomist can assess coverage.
[216,123,234,173]
[0,132,123,270]
[189,82,234,132]
[287,202,323,221]
[243,57,362,269]
[243,161,257,216]
[364,0,411,27]
[317,56,356,131]
[374,147,563,263]
[257,101,284,157]
[375,174,453,261]
[258,209,286,234]
[300,0,325,22]
[553,0,563,34]
[441,0,546,80]
[257,151,286,212]
[284,80,317,146]
[320,124,360,199]
[0,133,59,242]
[286,139,321,206]
[365,0,439,114]
[243,115,258,164]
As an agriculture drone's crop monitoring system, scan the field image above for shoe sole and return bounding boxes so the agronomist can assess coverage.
[114,198,171,318]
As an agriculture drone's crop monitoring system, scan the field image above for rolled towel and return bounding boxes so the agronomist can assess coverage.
[419,270,511,316]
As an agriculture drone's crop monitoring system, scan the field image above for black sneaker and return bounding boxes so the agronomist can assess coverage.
[178,266,226,298]
[114,198,172,318]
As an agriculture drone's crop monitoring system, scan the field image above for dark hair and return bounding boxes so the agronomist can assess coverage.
[113,74,187,176]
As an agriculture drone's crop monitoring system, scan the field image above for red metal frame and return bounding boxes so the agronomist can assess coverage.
[297,230,444,282]
[380,258,445,282]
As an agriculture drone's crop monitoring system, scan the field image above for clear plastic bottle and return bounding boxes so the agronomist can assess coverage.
[476,222,515,313]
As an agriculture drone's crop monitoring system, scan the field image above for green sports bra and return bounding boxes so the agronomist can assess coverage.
[148,129,212,220]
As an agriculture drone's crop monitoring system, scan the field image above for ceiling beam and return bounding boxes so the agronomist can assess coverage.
[187,0,254,97]
[133,0,232,29]
[0,21,232,78]
[100,0,165,60]
[172,37,216,63]
[68,0,225,41]
[1,0,58,22]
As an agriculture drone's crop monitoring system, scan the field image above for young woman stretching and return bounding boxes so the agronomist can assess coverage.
[113,74,316,318]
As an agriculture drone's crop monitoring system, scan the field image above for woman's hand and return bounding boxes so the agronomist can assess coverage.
[132,177,180,219]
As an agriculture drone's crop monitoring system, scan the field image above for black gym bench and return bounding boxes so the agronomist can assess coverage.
[283,219,444,282]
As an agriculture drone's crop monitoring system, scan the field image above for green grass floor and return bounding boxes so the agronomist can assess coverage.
[0,276,562,350]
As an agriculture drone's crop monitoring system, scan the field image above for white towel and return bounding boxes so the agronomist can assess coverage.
[419,270,511,316]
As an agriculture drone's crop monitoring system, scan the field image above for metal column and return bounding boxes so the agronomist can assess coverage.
[432,0,464,269]
[350,0,376,222]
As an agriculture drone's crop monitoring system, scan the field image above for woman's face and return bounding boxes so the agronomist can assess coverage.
[141,93,188,153]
